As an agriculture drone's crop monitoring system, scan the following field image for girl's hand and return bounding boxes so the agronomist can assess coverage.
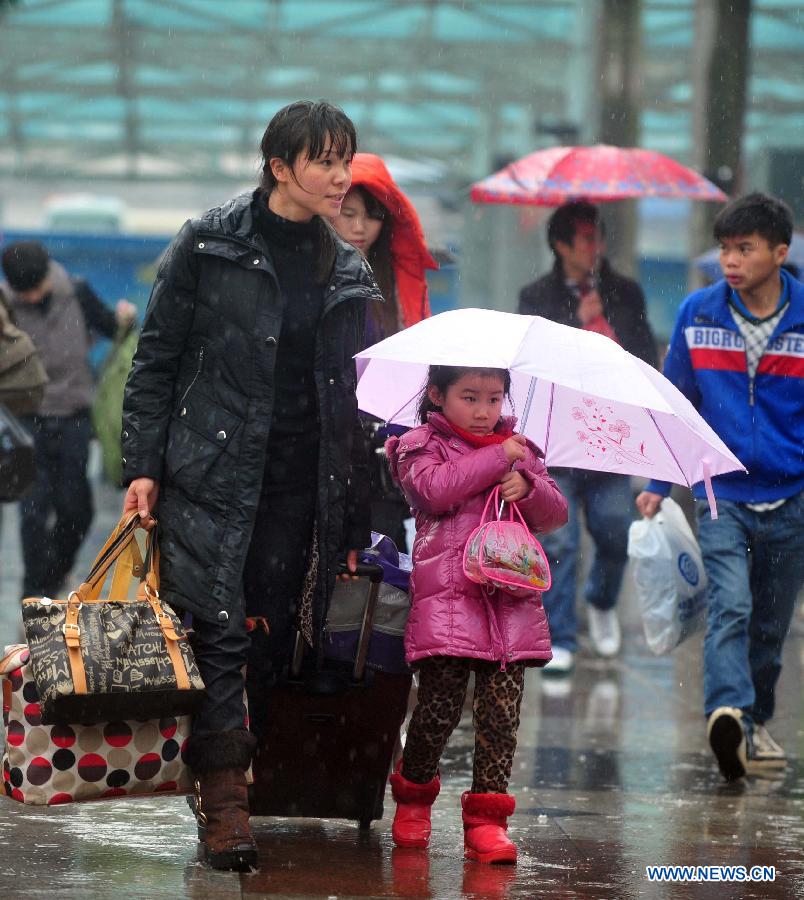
[123,477,160,529]
[499,470,529,503]
[501,434,527,464]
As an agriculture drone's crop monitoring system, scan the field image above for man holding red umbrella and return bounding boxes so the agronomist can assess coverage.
[518,201,658,672]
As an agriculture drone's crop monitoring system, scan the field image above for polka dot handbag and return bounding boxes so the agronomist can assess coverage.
[2,643,193,806]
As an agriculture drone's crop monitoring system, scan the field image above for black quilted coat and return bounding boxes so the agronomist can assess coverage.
[121,192,381,629]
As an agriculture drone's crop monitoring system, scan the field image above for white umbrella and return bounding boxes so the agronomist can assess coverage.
[355,309,746,516]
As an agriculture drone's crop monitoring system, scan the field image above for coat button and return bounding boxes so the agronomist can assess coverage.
[180,407,187,417]
[216,430,226,441]
[122,430,128,439]
[217,610,229,623]
[253,258,260,265]
[329,475,335,481]
[329,378,335,385]
[198,242,205,249]
[329,285,336,291]
[265,336,277,345]
[121,457,126,465]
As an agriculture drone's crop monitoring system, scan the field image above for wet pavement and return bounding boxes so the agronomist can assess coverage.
[2,469,804,898]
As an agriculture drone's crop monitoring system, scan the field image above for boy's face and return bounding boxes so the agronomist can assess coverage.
[718,232,788,294]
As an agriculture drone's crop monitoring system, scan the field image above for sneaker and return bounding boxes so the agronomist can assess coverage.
[588,606,621,657]
[707,706,747,781]
[584,679,619,732]
[747,724,786,771]
[543,646,574,675]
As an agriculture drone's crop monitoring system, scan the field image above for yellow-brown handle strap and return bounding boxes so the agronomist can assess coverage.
[85,513,141,583]
[82,540,146,604]
[145,593,190,691]
[79,515,158,604]
[63,597,87,696]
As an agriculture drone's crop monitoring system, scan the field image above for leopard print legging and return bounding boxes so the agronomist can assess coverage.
[401,656,526,793]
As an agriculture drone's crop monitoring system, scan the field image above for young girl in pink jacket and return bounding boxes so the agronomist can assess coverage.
[384,365,567,864]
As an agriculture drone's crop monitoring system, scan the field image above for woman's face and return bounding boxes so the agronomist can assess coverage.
[270,135,352,222]
[332,189,385,254]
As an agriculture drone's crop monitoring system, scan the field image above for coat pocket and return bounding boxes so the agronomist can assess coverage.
[164,393,243,498]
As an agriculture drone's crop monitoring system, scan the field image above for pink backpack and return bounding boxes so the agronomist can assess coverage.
[463,486,552,599]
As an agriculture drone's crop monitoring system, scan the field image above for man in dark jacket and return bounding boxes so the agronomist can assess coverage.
[1,241,136,597]
[518,201,657,672]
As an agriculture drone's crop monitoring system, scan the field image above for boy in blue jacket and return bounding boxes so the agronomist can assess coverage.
[636,193,804,782]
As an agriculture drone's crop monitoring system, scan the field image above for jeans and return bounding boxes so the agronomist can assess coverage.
[699,493,804,725]
[540,470,634,652]
[18,412,94,598]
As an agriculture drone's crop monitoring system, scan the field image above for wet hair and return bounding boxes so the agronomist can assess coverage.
[351,186,396,333]
[713,192,793,248]
[1,241,50,291]
[546,200,605,259]
[258,100,357,282]
[417,365,512,425]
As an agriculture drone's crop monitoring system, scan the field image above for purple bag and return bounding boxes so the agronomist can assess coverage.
[323,533,411,674]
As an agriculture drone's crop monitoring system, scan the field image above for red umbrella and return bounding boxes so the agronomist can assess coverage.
[470,145,728,206]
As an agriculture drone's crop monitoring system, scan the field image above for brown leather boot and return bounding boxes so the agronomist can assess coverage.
[186,729,257,871]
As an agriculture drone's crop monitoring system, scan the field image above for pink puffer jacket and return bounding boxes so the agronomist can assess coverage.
[385,413,568,667]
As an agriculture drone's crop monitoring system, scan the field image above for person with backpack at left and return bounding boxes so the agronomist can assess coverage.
[0,240,136,598]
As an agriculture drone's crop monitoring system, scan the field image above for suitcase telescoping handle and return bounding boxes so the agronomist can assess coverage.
[345,562,384,682]
[290,561,385,681]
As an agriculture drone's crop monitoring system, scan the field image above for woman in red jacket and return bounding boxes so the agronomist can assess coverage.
[333,153,438,546]
[332,152,437,343]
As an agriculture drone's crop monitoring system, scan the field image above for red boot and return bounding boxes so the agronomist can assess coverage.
[461,792,517,864]
[389,761,440,848]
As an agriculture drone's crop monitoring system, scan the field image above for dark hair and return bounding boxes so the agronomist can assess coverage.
[1,241,50,291]
[258,100,357,283]
[352,186,397,334]
[713,192,793,247]
[546,200,605,258]
[417,365,512,425]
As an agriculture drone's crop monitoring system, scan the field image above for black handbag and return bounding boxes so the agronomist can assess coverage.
[22,513,206,725]
[0,403,35,502]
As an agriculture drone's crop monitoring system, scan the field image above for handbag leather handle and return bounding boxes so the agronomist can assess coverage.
[77,513,160,603]
[84,512,142,580]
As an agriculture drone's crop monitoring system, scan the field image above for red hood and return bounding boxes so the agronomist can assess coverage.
[350,153,438,328]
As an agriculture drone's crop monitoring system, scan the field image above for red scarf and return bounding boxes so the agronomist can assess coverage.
[449,422,514,448]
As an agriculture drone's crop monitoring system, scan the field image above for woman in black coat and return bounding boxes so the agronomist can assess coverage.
[121,101,380,870]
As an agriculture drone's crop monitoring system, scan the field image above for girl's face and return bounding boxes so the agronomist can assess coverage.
[332,189,385,254]
[269,134,353,222]
[428,373,506,435]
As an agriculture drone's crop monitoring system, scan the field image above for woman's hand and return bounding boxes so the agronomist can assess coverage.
[499,470,529,503]
[123,477,160,528]
[337,549,361,582]
[501,434,527,464]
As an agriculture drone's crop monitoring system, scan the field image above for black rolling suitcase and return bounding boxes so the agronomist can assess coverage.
[250,563,413,828]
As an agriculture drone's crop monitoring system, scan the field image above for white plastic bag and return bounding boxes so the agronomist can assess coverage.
[627,498,708,655]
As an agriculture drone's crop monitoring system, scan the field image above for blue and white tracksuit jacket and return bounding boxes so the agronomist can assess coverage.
[645,269,804,504]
